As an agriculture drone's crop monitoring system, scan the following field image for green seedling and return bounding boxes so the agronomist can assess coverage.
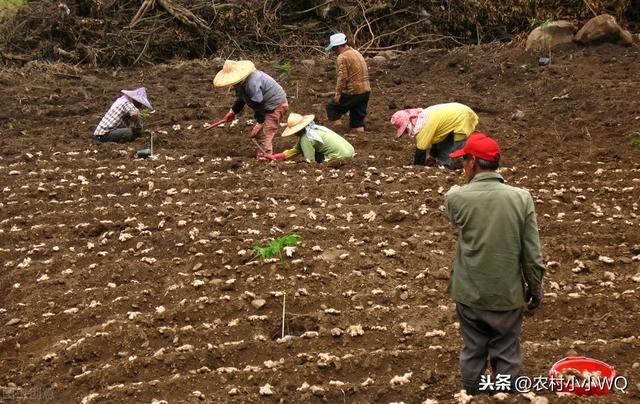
[632,129,640,147]
[274,61,293,81]
[252,233,301,339]
[140,109,150,120]
[530,17,554,64]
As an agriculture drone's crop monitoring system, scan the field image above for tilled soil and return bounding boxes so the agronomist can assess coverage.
[0,42,639,403]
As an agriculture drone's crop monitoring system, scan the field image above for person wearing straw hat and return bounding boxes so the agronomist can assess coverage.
[211,60,288,159]
[93,87,153,143]
[325,33,370,133]
[266,113,354,163]
[444,132,545,395]
[390,102,479,168]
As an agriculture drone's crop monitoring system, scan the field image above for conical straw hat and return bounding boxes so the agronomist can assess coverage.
[213,60,256,87]
[121,87,153,109]
[282,113,315,137]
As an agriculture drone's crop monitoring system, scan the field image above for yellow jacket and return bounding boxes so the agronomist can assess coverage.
[416,103,479,150]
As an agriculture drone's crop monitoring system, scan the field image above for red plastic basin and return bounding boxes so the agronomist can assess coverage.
[549,356,616,396]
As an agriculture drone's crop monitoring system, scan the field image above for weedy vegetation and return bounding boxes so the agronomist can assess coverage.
[632,129,640,146]
[530,17,554,64]
[274,61,293,81]
[253,233,301,339]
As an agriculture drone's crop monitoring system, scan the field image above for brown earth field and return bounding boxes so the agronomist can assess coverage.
[1,42,640,403]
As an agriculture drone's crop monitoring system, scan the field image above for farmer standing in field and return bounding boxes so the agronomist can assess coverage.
[93,87,152,143]
[209,60,288,159]
[325,33,371,134]
[444,132,545,395]
[390,102,478,167]
[266,112,354,163]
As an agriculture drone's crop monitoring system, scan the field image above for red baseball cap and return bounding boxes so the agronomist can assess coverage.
[449,132,501,162]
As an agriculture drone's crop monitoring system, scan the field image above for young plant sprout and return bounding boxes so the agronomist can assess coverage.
[274,61,293,81]
[530,17,554,65]
[252,233,301,339]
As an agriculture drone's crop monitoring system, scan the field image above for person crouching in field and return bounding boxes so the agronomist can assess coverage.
[93,87,152,143]
[266,113,354,163]
[211,60,288,159]
[444,133,545,395]
[390,102,478,167]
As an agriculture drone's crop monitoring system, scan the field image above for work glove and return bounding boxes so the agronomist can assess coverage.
[250,123,263,138]
[224,110,235,122]
[525,288,542,311]
[266,153,286,161]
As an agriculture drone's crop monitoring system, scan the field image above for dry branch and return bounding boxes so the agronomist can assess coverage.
[130,0,156,28]
[1,0,635,67]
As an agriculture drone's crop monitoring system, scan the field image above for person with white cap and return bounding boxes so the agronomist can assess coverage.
[210,60,288,159]
[93,87,153,143]
[325,33,370,133]
[390,102,478,167]
[266,113,354,163]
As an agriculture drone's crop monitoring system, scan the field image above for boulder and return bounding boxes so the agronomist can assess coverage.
[370,55,387,63]
[525,20,576,52]
[574,14,633,46]
[301,59,315,68]
[377,50,400,60]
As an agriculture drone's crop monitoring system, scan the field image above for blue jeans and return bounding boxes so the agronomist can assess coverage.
[430,133,466,167]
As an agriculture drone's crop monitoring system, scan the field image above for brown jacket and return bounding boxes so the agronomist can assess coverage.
[335,46,371,96]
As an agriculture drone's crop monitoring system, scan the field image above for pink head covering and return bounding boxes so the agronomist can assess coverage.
[390,108,423,137]
[121,87,153,110]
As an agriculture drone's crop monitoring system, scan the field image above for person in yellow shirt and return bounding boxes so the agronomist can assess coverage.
[390,102,479,167]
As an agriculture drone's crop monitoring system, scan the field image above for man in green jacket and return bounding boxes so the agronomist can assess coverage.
[445,132,545,395]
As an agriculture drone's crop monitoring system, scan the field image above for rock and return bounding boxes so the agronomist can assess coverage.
[574,14,633,46]
[526,20,577,51]
[6,318,21,326]
[301,59,315,68]
[384,211,406,223]
[378,50,400,60]
[251,299,266,309]
[371,55,387,63]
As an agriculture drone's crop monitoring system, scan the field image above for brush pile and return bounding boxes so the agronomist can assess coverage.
[0,0,635,66]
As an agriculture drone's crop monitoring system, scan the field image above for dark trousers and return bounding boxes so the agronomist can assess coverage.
[326,92,370,129]
[455,303,523,395]
[95,127,142,143]
[430,132,466,168]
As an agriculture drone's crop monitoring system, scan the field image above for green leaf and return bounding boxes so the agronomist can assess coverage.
[274,61,293,81]
[252,233,301,260]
